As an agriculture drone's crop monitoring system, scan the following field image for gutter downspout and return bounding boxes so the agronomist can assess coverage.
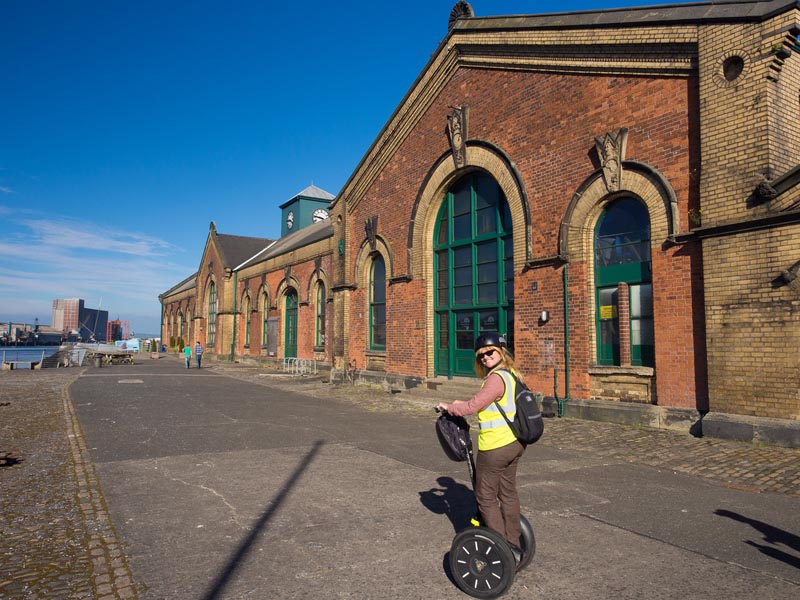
[230,270,237,362]
[559,263,571,417]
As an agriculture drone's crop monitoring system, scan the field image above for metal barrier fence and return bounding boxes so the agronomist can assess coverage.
[282,357,318,376]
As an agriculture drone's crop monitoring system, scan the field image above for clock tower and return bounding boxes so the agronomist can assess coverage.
[279,184,335,237]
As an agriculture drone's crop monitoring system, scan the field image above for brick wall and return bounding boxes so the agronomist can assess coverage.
[347,66,700,407]
[698,11,800,419]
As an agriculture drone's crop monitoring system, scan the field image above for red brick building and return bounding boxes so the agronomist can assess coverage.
[161,1,800,442]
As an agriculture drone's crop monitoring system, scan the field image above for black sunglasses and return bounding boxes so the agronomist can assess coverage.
[477,349,497,360]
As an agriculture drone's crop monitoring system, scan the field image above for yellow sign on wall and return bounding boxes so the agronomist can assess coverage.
[600,305,618,320]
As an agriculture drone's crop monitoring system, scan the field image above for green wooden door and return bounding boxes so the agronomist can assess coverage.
[284,290,298,358]
[434,173,513,377]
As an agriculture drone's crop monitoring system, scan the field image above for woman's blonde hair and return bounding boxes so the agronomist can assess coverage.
[474,345,516,378]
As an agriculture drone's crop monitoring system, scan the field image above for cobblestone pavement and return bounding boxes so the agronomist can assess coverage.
[2,362,798,600]
[0,369,138,600]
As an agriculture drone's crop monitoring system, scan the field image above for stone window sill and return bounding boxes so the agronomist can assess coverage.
[589,365,654,377]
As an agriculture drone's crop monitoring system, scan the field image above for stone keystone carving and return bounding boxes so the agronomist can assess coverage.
[365,216,378,251]
[595,127,629,192]
[781,260,800,294]
[447,105,468,169]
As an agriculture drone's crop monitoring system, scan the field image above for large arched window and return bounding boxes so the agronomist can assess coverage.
[594,197,653,366]
[433,172,513,376]
[243,296,251,347]
[315,281,326,348]
[207,281,217,348]
[261,292,269,347]
[370,255,386,350]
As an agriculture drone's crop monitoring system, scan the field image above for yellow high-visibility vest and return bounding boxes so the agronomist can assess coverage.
[477,368,518,451]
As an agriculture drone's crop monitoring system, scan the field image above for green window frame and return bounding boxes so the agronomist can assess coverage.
[207,281,217,348]
[370,255,386,350]
[261,292,269,347]
[594,197,654,367]
[315,282,326,347]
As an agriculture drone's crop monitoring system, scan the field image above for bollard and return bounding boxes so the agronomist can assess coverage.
[93,356,102,368]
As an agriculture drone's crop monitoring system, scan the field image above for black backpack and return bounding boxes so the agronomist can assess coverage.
[435,412,473,462]
[494,371,544,445]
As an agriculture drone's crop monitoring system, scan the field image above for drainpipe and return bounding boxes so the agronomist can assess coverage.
[559,263,571,417]
[230,271,237,362]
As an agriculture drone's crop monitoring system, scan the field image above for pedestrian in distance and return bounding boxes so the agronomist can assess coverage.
[436,332,527,560]
[195,341,203,369]
[183,343,191,369]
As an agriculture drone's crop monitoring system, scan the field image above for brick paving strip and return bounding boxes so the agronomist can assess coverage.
[0,369,138,600]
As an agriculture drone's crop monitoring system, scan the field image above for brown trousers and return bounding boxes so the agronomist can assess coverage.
[475,440,526,546]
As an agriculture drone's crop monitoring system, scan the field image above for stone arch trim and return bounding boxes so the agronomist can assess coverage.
[200,274,217,318]
[408,141,531,279]
[409,141,529,378]
[257,283,272,312]
[560,160,678,370]
[276,276,301,307]
[560,160,679,261]
[307,268,332,303]
[240,287,252,309]
[354,236,393,290]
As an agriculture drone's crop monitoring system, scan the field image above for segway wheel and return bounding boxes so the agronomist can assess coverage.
[449,527,515,598]
[517,514,535,571]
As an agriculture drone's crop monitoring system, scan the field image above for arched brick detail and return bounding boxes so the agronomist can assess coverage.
[307,269,331,302]
[409,142,529,377]
[354,236,393,290]
[257,283,272,312]
[560,161,678,366]
[409,142,530,280]
[276,277,301,304]
[561,161,678,262]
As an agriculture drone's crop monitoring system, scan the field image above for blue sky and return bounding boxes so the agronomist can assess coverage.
[1,0,689,335]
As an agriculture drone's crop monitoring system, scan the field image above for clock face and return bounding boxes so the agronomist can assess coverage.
[312,208,329,223]
[286,211,295,229]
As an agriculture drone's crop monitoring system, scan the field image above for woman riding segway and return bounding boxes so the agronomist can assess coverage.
[436,332,534,597]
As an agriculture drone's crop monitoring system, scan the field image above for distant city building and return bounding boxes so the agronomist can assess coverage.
[52,298,108,341]
[51,298,81,332]
[106,319,131,342]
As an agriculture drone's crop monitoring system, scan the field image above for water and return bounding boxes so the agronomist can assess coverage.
[0,346,61,362]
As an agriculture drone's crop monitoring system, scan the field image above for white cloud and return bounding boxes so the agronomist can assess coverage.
[0,207,195,333]
[22,217,179,257]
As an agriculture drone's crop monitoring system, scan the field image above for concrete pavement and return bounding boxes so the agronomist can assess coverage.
[1,355,798,599]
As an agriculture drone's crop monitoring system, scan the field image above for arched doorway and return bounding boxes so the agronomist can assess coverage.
[433,172,514,376]
[284,289,298,358]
